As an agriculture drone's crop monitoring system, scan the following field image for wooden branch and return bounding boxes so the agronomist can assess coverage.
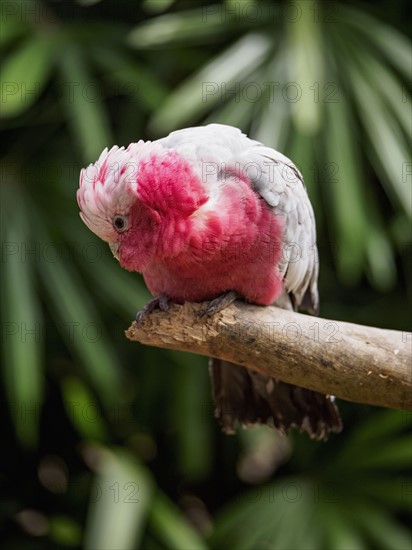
[126,301,412,411]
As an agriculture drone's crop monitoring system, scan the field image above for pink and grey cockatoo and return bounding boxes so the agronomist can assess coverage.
[77,124,342,440]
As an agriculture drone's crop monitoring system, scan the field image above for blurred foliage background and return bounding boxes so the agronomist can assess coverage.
[1,0,411,548]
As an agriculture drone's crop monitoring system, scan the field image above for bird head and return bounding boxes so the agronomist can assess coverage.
[77,142,207,272]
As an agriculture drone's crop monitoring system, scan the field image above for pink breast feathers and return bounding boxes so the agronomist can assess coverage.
[138,164,285,306]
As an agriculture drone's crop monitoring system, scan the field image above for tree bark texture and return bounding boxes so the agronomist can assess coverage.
[126,301,412,411]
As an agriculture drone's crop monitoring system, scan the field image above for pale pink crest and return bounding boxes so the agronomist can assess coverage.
[77,140,166,242]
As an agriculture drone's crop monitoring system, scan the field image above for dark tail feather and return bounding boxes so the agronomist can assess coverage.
[209,358,342,441]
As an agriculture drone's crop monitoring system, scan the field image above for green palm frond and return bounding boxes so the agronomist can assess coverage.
[210,410,411,550]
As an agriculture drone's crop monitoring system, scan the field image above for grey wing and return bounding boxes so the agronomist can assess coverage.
[232,141,319,314]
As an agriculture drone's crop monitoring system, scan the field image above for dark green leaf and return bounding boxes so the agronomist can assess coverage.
[1,33,57,117]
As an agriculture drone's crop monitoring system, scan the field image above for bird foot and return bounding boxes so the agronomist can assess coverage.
[135,295,170,324]
[199,290,239,319]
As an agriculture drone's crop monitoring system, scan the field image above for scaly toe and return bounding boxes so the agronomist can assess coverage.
[135,295,170,324]
[198,290,239,319]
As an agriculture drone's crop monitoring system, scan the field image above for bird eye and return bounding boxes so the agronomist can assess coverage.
[113,215,128,232]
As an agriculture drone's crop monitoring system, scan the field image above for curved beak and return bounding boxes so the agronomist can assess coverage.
[109,242,120,261]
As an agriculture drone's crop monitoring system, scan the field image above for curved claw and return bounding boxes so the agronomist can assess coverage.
[198,290,239,319]
[135,295,170,324]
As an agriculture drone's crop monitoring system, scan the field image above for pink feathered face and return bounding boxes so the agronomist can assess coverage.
[77,142,207,270]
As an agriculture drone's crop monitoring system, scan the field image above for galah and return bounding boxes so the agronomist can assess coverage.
[77,124,342,440]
